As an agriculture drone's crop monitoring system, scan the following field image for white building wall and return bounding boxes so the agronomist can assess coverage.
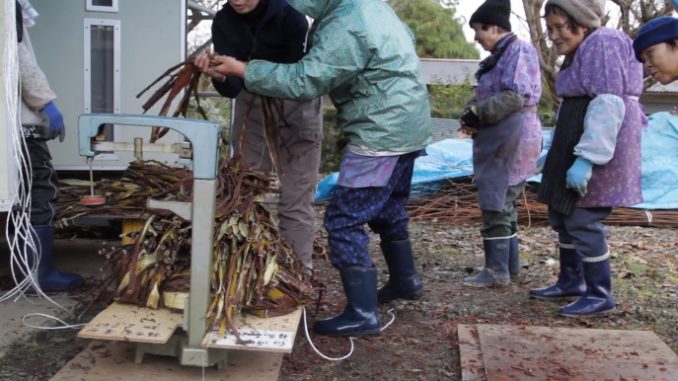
[29,0,186,170]
[0,1,19,211]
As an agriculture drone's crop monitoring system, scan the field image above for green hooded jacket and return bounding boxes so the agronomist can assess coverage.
[244,0,432,155]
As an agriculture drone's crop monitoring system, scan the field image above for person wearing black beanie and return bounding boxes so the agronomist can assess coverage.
[469,0,511,32]
[460,0,543,289]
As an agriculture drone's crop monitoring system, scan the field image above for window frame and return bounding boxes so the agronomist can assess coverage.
[85,0,119,13]
[83,18,121,144]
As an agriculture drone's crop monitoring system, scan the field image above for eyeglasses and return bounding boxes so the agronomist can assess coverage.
[546,22,570,36]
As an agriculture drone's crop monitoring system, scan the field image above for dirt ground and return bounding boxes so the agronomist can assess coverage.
[0,218,676,381]
[278,221,678,381]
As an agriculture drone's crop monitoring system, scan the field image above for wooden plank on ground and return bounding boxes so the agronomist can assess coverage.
[202,308,302,353]
[477,324,678,381]
[77,302,182,344]
[50,341,282,381]
[458,324,487,381]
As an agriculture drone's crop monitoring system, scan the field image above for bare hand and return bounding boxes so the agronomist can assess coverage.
[209,55,246,79]
[193,53,246,80]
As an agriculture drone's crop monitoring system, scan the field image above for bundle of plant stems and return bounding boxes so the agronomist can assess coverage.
[56,160,192,227]
[408,179,678,229]
[94,155,313,336]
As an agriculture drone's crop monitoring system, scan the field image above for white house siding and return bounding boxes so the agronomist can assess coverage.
[29,0,186,170]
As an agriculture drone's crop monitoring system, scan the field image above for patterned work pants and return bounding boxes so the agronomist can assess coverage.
[323,152,418,269]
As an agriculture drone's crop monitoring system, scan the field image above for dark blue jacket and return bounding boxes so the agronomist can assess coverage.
[211,0,309,98]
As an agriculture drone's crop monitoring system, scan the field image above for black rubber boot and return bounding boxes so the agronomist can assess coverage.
[463,238,510,288]
[31,225,83,292]
[530,244,585,300]
[378,239,423,304]
[313,266,381,336]
[560,258,615,317]
[508,235,520,277]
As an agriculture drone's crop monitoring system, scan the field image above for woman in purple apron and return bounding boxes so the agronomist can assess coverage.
[460,0,542,288]
[532,0,645,318]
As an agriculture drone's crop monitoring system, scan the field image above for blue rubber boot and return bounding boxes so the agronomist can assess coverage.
[508,235,520,278]
[463,238,510,288]
[31,225,83,292]
[530,244,585,300]
[314,266,381,336]
[559,258,615,317]
[378,239,423,304]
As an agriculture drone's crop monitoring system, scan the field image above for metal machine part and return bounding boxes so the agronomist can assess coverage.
[78,113,225,367]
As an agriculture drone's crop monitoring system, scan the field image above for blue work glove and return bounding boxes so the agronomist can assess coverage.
[566,157,593,197]
[39,101,65,142]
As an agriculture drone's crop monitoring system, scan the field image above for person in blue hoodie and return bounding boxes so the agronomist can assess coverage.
[195,0,322,271]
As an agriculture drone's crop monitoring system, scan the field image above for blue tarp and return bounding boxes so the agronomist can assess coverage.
[315,112,678,210]
[635,112,678,209]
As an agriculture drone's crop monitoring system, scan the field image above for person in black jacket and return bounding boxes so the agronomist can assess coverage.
[196,0,322,270]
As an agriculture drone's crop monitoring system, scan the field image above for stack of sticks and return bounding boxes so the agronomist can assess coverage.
[407,179,678,229]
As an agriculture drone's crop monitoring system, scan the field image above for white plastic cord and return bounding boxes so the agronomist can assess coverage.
[1,2,73,325]
[302,307,396,362]
[21,313,87,330]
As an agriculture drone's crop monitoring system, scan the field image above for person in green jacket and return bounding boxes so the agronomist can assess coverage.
[197,0,432,337]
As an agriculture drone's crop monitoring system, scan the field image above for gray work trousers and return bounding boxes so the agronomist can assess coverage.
[480,181,526,238]
[231,90,322,268]
[548,207,612,259]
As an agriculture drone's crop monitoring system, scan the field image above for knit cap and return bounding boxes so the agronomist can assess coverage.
[470,0,511,32]
[545,0,605,29]
[633,16,678,62]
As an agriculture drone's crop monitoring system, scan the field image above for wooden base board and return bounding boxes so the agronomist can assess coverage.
[458,324,678,381]
[458,325,486,381]
[78,302,303,354]
[50,341,283,381]
[203,308,302,353]
[78,302,183,344]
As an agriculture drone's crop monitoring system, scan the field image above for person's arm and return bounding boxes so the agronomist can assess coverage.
[209,27,369,101]
[18,34,56,111]
[566,94,625,196]
[574,94,626,165]
[474,43,541,126]
[566,32,632,196]
[19,29,65,142]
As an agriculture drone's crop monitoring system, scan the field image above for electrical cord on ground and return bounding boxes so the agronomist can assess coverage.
[21,313,87,330]
[302,306,396,361]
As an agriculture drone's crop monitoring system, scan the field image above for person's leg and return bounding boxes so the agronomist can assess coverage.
[316,152,420,336]
[463,183,524,288]
[275,98,322,269]
[559,207,615,317]
[530,208,586,299]
[26,139,82,291]
[506,182,526,277]
[366,152,423,303]
[315,185,385,336]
